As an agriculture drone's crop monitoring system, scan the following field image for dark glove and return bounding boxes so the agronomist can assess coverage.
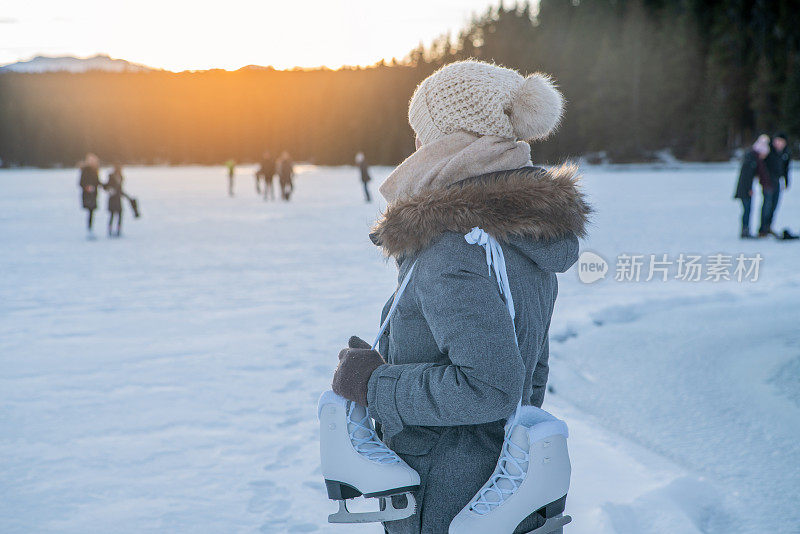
[332,336,386,406]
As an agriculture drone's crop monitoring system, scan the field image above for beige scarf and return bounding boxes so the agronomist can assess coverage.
[379,131,532,204]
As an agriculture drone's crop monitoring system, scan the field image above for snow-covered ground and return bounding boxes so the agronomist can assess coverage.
[1,163,798,534]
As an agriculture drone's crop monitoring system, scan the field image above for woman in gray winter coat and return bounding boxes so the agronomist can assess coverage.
[332,61,590,534]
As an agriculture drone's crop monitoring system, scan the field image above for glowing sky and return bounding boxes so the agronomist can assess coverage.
[1,0,505,71]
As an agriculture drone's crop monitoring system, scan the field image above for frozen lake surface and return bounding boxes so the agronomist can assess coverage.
[1,163,798,533]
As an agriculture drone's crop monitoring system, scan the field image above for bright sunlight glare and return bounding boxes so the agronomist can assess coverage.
[1,0,506,71]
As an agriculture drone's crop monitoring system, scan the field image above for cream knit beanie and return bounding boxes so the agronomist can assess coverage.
[408,60,564,145]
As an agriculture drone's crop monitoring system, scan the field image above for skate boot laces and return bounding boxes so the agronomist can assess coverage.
[469,423,529,515]
[346,402,400,464]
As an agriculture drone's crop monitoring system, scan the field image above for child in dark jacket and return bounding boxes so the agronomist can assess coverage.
[105,165,125,237]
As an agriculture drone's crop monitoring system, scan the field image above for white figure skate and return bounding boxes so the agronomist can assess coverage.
[318,390,420,523]
[449,406,571,534]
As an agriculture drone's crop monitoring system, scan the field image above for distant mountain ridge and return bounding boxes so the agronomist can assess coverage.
[0,54,156,73]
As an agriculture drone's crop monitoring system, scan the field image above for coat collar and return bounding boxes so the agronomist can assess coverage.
[370,165,591,258]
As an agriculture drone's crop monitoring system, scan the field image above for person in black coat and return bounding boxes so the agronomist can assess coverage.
[735,136,771,238]
[225,159,236,197]
[78,153,101,237]
[105,165,125,237]
[277,151,294,201]
[355,151,372,202]
[256,151,276,200]
[762,132,791,236]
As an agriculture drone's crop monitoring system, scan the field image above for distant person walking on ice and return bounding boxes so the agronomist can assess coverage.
[329,60,589,533]
[104,164,138,237]
[356,151,372,202]
[225,159,236,197]
[276,151,294,201]
[762,132,792,238]
[256,151,276,200]
[734,135,770,239]
[78,153,101,239]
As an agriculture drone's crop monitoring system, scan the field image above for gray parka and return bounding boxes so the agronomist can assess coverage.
[366,166,590,533]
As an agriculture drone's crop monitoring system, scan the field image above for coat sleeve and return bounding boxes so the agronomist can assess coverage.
[785,150,791,187]
[734,152,756,199]
[529,337,550,407]
[367,251,525,439]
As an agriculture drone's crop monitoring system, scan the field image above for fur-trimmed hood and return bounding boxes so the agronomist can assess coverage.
[370,165,591,269]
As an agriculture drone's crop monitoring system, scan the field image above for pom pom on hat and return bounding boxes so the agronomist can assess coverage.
[508,74,564,141]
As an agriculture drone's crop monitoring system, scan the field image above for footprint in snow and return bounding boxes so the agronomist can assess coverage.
[288,523,319,532]
[302,480,323,492]
[278,415,301,428]
[551,327,578,343]
[275,379,302,393]
[247,480,280,514]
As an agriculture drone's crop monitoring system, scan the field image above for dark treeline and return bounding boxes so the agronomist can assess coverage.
[1,0,799,167]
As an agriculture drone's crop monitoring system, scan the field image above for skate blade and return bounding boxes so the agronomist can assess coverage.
[527,514,572,534]
[328,492,416,524]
